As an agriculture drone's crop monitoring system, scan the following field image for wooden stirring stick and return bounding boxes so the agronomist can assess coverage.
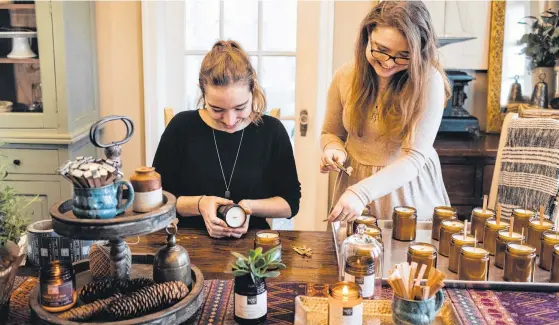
[496,204,501,225]
[464,220,468,238]
[540,205,544,225]
[521,228,524,246]
[509,217,514,237]
[483,195,488,213]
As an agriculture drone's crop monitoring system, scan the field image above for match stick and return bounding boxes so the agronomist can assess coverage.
[415,264,427,286]
[483,195,488,213]
[521,228,524,246]
[92,169,102,188]
[83,170,95,188]
[540,205,544,225]
[409,262,417,299]
[496,204,501,225]
[422,286,430,300]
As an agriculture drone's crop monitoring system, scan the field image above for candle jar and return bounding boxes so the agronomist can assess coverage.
[431,206,457,241]
[495,230,524,269]
[551,245,559,282]
[439,220,464,257]
[539,232,559,271]
[470,207,495,243]
[352,216,378,235]
[218,204,247,228]
[407,242,437,279]
[328,281,363,325]
[39,261,77,313]
[364,225,383,243]
[392,206,417,241]
[527,218,554,256]
[448,233,476,273]
[511,208,535,235]
[344,255,375,298]
[341,224,383,289]
[458,246,490,281]
[503,243,536,282]
[254,230,281,270]
[483,218,509,256]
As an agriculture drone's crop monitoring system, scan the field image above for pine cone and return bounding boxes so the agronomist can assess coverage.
[79,277,154,304]
[58,293,122,321]
[103,281,189,320]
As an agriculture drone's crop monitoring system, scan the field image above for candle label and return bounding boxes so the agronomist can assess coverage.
[234,291,267,319]
[329,304,363,325]
[344,272,375,297]
[40,281,74,307]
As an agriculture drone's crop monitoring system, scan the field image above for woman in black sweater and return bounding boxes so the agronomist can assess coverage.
[153,40,301,238]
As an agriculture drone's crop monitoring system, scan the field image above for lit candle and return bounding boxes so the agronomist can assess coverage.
[432,206,457,241]
[344,255,375,298]
[407,242,437,279]
[328,281,363,325]
[503,243,536,282]
[254,230,281,269]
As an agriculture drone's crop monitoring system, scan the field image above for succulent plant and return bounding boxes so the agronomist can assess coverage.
[231,246,285,282]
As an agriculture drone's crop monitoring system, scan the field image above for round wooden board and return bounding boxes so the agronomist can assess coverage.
[50,191,177,240]
[29,255,205,325]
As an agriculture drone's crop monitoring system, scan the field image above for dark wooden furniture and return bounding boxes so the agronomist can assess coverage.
[434,134,500,220]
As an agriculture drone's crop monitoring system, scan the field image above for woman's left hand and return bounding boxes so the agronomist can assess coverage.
[328,190,365,223]
[230,200,253,238]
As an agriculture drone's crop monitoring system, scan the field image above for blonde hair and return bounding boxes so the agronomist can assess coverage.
[348,1,450,143]
[197,40,266,123]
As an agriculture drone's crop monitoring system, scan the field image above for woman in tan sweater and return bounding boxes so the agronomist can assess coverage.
[322,1,451,222]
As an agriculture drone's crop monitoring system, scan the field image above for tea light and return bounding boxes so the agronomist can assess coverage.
[448,233,476,273]
[392,206,417,241]
[539,232,559,271]
[352,216,378,235]
[438,220,464,257]
[471,208,495,243]
[503,243,536,282]
[344,255,375,298]
[458,246,490,281]
[483,218,509,255]
[494,230,524,269]
[254,230,281,269]
[431,206,457,241]
[551,244,559,282]
[527,218,553,256]
[511,208,535,234]
[328,281,363,325]
[407,242,437,279]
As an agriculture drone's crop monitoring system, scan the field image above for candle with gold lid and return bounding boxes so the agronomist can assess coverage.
[364,225,383,243]
[439,220,464,257]
[471,207,495,243]
[328,281,363,325]
[392,206,417,241]
[511,208,535,234]
[483,218,509,255]
[448,233,476,273]
[527,218,554,256]
[495,230,524,269]
[551,245,559,282]
[458,246,490,281]
[352,216,378,235]
[406,242,437,279]
[503,243,536,282]
[539,231,559,271]
[432,206,457,241]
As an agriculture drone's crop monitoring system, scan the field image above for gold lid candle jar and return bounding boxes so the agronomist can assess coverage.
[407,242,437,279]
[431,206,457,241]
[448,233,476,273]
[392,206,417,241]
[254,230,281,269]
[495,230,524,269]
[527,218,553,256]
[470,208,495,243]
[539,232,559,271]
[364,225,382,242]
[352,216,378,235]
[343,255,375,298]
[328,281,363,325]
[483,218,509,256]
[458,246,490,281]
[511,208,535,235]
[439,220,464,257]
[551,245,559,282]
[503,243,536,282]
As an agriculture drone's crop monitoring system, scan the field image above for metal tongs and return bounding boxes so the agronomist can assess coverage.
[333,160,353,176]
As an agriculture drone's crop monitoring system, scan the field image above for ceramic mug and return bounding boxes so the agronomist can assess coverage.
[72,180,135,219]
[392,289,444,325]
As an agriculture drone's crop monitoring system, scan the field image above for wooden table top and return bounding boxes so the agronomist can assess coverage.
[434,134,500,157]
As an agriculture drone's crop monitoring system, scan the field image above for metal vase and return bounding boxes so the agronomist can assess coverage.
[530,73,549,109]
[508,75,523,103]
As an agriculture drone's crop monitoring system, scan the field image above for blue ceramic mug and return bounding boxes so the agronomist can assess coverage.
[72,180,135,219]
[392,289,444,325]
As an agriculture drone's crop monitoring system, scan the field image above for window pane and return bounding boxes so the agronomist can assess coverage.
[185,0,220,51]
[185,55,204,110]
[261,56,296,116]
[250,55,259,78]
[262,0,297,51]
[280,120,295,147]
[224,0,258,51]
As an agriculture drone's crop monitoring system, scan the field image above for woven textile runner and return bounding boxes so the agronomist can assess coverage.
[5,277,559,324]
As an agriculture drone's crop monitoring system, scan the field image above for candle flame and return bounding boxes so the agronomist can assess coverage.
[342,285,349,296]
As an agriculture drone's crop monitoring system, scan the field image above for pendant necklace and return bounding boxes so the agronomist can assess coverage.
[212,128,245,199]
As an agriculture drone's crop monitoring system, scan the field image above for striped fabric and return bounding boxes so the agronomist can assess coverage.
[497,118,559,223]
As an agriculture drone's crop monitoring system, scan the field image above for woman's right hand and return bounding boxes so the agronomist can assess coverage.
[320,148,347,173]
[198,195,234,238]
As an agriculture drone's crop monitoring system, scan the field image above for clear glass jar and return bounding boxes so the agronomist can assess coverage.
[406,242,437,279]
[527,218,553,256]
[344,255,375,298]
[448,233,476,273]
[511,208,535,235]
[431,206,457,241]
[551,245,559,283]
[483,218,509,256]
[458,246,490,281]
[470,207,495,243]
[503,243,536,282]
[539,232,559,271]
[495,230,524,269]
[392,206,417,241]
[439,220,464,257]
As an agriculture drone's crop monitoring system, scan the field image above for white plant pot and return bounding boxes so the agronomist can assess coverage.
[531,67,555,101]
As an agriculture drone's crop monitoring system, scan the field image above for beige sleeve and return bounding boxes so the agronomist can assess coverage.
[320,64,351,152]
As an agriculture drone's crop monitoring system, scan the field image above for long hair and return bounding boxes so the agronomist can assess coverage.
[197,40,266,123]
[348,1,450,143]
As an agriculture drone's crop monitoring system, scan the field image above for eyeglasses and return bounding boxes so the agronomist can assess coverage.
[369,39,410,66]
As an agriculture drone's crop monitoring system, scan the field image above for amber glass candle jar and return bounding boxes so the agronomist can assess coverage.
[431,206,457,241]
[539,232,559,271]
[392,206,417,241]
[458,246,490,281]
[254,230,281,269]
[328,281,363,325]
[352,216,378,235]
[439,220,464,257]
[470,207,495,243]
[527,218,553,256]
[551,245,559,282]
[39,261,77,313]
[483,218,509,256]
[511,208,535,235]
[406,242,437,279]
[503,243,536,282]
[448,233,476,273]
[364,226,383,243]
[495,230,524,269]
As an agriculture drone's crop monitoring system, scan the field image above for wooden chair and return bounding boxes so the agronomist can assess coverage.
[164,107,174,128]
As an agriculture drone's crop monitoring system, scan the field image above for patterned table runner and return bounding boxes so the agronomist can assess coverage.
[5,277,559,324]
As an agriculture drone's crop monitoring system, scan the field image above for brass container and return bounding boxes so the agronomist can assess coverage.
[539,232,559,271]
[458,246,490,281]
[527,218,553,256]
[495,230,524,269]
[448,233,476,273]
[483,218,509,256]
[438,220,464,257]
[529,73,549,109]
[507,75,523,103]
[431,206,457,241]
[503,243,536,282]
[511,208,535,235]
[392,206,417,241]
[470,208,495,243]
[551,245,559,283]
[406,242,437,279]
[130,166,163,213]
[352,216,378,235]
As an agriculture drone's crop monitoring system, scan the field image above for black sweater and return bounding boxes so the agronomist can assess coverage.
[153,110,301,230]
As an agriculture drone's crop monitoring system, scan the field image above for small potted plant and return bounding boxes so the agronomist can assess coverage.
[231,246,285,324]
